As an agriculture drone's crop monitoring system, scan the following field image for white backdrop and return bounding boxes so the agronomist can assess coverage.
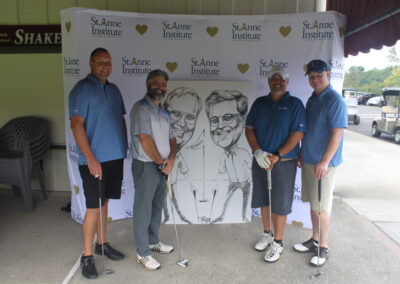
[61,8,346,228]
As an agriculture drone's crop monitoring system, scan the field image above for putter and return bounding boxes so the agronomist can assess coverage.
[165,176,190,268]
[311,179,322,279]
[266,170,274,239]
[97,177,114,275]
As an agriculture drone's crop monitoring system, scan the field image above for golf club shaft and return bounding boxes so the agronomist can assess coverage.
[267,170,273,236]
[317,179,322,272]
[98,178,105,273]
[166,178,183,260]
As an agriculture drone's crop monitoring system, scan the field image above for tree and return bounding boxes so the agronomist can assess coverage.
[387,46,400,65]
[384,66,400,87]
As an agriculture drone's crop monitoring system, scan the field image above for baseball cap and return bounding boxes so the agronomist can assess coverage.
[146,69,169,82]
[305,59,330,75]
[268,66,289,81]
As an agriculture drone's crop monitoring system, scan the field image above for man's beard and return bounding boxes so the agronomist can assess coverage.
[147,88,166,101]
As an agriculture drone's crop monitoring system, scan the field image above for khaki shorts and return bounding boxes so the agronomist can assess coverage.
[301,163,338,214]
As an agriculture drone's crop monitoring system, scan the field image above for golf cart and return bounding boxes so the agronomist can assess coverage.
[371,87,400,144]
[342,88,360,125]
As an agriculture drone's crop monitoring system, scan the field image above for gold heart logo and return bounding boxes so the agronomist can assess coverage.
[166,62,178,72]
[135,24,148,35]
[65,22,71,32]
[303,64,308,73]
[206,26,218,37]
[279,26,291,37]
[291,220,304,227]
[339,27,345,37]
[73,185,79,194]
[237,63,249,74]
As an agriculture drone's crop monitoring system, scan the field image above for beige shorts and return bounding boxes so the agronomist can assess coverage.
[301,163,338,214]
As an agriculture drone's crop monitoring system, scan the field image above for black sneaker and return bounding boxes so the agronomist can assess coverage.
[81,255,98,279]
[310,247,329,266]
[95,242,124,261]
[293,238,318,253]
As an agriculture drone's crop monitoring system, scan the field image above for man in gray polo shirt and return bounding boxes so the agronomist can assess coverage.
[130,69,177,271]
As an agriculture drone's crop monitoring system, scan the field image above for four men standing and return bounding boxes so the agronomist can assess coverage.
[69,50,346,277]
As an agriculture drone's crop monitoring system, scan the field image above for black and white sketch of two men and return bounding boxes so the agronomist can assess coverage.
[162,87,251,224]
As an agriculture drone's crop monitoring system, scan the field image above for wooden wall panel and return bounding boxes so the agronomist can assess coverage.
[235,0,252,15]
[0,0,19,24]
[252,0,266,15]
[48,0,76,24]
[154,0,171,14]
[18,0,48,24]
[77,0,107,10]
[201,0,220,15]
[108,0,139,12]
[220,0,233,15]
[169,0,188,14]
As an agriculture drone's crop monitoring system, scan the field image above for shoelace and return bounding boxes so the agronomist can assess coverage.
[139,256,151,263]
[268,242,281,256]
[82,257,95,266]
[150,243,163,252]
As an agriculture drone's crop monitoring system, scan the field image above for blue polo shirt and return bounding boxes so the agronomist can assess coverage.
[69,74,127,165]
[246,92,307,159]
[301,85,348,166]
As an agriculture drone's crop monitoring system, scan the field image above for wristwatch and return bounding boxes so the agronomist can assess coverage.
[273,151,281,161]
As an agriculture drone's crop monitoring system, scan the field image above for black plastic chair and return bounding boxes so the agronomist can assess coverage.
[0,116,50,211]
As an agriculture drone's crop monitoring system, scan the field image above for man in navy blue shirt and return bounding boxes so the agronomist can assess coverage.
[293,59,347,266]
[246,66,306,263]
[69,48,127,279]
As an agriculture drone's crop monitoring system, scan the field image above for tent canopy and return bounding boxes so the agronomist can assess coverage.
[327,0,400,56]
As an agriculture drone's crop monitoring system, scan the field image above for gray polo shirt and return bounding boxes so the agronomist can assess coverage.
[130,95,174,162]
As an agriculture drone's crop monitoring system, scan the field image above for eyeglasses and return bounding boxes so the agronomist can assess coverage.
[170,110,197,126]
[209,113,241,127]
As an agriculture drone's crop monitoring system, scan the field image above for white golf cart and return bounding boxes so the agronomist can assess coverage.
[343,88,360,125]
[371,87,400,144]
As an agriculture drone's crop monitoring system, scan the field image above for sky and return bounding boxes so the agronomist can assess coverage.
[344,40,400,71]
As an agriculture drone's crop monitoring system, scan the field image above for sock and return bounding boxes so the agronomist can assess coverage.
[264,230,272,235]
[274,239,282,245]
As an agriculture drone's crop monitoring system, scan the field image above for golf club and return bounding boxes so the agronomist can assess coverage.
[311,179,322,279]
[165,176,190,268]
[209,188,217,223]
[96,176,114,275]
[267,170,274,240]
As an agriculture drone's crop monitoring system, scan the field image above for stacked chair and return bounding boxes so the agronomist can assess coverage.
[0,116,50,211]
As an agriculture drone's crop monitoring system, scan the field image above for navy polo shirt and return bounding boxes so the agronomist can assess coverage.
[68,74,127,165]
[246,92,307,159]
[301,85,348,166]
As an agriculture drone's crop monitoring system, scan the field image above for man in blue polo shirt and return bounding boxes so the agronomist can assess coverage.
[69,48,127,279]
[245,66,306,263]
[293,59,347,266]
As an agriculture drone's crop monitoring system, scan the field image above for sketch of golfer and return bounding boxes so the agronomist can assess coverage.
[205,90,251,223]
[162,87,202,224]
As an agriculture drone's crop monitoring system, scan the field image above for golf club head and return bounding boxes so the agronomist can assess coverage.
[310,272,322,279]
[103,268,114,275]
[177,259,189,268]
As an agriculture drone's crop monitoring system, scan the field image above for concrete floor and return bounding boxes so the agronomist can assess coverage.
[1,130,400,283]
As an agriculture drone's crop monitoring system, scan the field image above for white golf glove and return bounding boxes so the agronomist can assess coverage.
[254,149,271,169]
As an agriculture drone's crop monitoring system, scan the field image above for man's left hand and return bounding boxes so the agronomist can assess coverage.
[162,157,175,175]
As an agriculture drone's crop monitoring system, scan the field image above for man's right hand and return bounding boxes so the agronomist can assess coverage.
[254,149,271,169]
[88,157,102,179]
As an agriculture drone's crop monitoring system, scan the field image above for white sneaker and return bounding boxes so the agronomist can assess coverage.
[254,233,273,251]
[310,247,329,266]
[149,242,174,254]
[136,254,161,271]
[264,241,283,263]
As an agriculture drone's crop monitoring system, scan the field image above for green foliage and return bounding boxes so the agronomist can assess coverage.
[343,66,397,94]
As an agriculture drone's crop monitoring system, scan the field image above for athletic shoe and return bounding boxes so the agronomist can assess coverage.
[264,241,283,263]
[136,254,161,271]
[254,232,273,251]
[293,238,318,253]
[310,247,329,266]
[80,255,98,279]
[95,242,124,260]
[149,242,174,254]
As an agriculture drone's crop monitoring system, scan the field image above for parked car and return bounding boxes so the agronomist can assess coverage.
[371,88,400,144]
[366,96,384,106]
[344,97,360,125]
[357,93,375,105]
